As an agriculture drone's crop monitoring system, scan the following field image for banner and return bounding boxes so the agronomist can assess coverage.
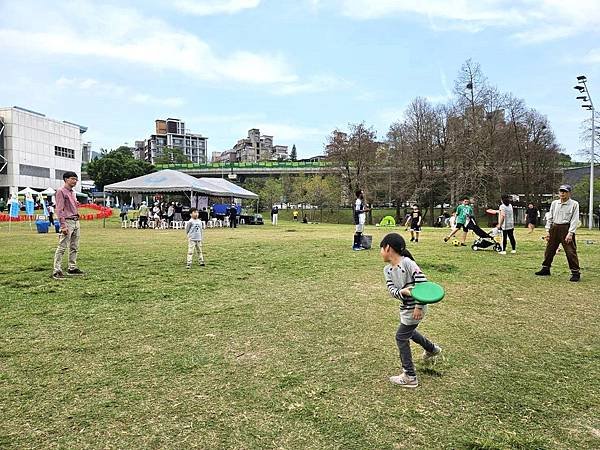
[25,194,35,215]
[9,197,19,218]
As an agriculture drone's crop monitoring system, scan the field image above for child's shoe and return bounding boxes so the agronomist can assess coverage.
[389,372,418,388]
[511,250,516,254]
[199,261,206,267]
[186,264,191,269]
[423,345,442,364]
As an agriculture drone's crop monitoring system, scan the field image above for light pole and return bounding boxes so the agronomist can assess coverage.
[574,75,595,229]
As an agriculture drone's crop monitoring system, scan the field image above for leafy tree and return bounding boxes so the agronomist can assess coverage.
[87,146,154,190]
[154,147,191,164]
[572,177,600,213]
[290,144,297,161]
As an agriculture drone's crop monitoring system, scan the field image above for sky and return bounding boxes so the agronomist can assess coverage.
[1,0,599,161]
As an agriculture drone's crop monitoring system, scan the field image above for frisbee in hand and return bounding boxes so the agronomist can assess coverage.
[411,282,445,304]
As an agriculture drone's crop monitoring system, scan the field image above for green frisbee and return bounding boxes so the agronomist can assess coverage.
[411,281,445,304]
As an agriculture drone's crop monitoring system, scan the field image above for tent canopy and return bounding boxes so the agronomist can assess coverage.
[18,187,39,195]
[41,187,56,195]
[103,169,258,199]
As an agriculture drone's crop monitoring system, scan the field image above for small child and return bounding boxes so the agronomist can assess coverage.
[380,233,441,388]
[185,208,205,268]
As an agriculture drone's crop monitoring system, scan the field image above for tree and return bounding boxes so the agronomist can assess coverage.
[290,144,297,161]
[87,146,155,190]
[260,177,284,208]
[154,147,191,164]
[325,122,378,201]
[572,177,600,213]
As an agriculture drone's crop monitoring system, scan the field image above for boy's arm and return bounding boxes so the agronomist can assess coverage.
[184,221,191,234]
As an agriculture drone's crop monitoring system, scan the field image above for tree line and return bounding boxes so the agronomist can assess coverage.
[325,59,569,224]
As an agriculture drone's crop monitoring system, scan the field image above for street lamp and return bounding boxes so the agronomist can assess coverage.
[574,75,595,229]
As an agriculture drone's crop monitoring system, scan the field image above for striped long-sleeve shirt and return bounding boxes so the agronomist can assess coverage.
[383,257,428,325]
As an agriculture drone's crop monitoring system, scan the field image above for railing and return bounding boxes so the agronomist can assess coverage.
[155,161,332,170]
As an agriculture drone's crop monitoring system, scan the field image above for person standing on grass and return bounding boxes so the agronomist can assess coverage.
[229,203,237,228]
[380,233,442,388]
[353,189,370,251]
[52,171,84,280]
[444,197,473,246]
[138,201,149,228]
[497,194,516,255]
[185,208,205,269]
[535,184,581,282]
[407,204,422,243]
[525,203,540,233]
[271,205,279,226]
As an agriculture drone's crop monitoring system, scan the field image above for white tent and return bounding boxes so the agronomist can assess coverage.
[103,169,258,199]
[41,187,56,195]
[17,187,39,195]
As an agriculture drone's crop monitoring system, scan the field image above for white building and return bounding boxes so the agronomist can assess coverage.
[0,106,86,199]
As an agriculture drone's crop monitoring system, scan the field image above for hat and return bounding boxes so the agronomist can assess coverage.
[559,184,572,192]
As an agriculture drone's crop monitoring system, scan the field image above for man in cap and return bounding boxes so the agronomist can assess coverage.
[52,171,84,279]
[535,184,581,282]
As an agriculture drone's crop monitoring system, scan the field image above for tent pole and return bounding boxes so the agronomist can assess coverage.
[103,191,106,229]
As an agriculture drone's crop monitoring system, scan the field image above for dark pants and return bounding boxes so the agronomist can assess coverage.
[396,323,436,377]
[229,216,236,228]
[502,228,516,251]
[139,216,148,228]
[542,224,580,273]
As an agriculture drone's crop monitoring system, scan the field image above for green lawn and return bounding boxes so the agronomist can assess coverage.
[1,219,599,449]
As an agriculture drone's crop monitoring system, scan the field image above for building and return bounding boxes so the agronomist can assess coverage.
[213,128,288,163]
[0,106,86,199]
[143,118,207,164]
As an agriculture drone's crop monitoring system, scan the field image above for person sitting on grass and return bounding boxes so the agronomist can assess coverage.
[380,233,442,388]
[185,208,205,269]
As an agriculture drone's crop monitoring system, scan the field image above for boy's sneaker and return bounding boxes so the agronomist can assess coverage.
[67,268,85,276]
[511,250,517,254]
[199,262,206,267]
[52,271,65,280]
[352,246,362,251]
[460,243,467,246]
[499,251,506,255]
[389,372,418,388]
[186,264,191,269]
[443,237,449,242]
[410,237,414,242]
[423,345,442,363]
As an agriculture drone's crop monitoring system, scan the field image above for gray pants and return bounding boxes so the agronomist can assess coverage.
[396,323,435,377]
[53,219,80,273]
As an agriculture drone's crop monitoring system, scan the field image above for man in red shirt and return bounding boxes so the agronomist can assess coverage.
[52,171,84,279]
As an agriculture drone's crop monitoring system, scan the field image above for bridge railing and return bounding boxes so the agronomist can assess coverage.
[155,161,332,170]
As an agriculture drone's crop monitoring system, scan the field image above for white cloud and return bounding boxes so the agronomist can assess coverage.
[56,77,185,108]
[172,0,260,16]
[585,49,600,64]
[329,0,600,43]
[0,1,296,85]
[273,75,353,95]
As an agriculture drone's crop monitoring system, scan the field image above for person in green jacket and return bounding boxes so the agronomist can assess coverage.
[444,197,474,246]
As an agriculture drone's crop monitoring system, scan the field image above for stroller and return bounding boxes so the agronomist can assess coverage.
[468,218,502,252]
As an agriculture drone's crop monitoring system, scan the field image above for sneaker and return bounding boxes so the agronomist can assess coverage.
[460,243,467,246]
[186,265,191,269]
[569,273,580,282]
[199,262,206,267]
[423,345,442,363]
[352,246,362,251]
[443,237,449,242]
[499,251,507,255]
[410,237,415,242]
[389,372,418,388]
[52,271,65,280]
[535,267,551,276]
[511,250,517,254]
[67,268,85,276]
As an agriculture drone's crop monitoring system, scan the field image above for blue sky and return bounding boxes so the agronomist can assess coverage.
[1,0,599,160]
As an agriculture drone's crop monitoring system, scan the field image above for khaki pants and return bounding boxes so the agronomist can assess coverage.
[53,219,80,273]
[187,240,204,265]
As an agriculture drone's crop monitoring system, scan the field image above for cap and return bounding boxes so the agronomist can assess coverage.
[559,184,572,192]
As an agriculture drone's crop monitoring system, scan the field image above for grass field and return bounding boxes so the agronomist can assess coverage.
[1,218,599,449]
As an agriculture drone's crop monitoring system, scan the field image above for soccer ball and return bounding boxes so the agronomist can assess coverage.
[452,239,460,247]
